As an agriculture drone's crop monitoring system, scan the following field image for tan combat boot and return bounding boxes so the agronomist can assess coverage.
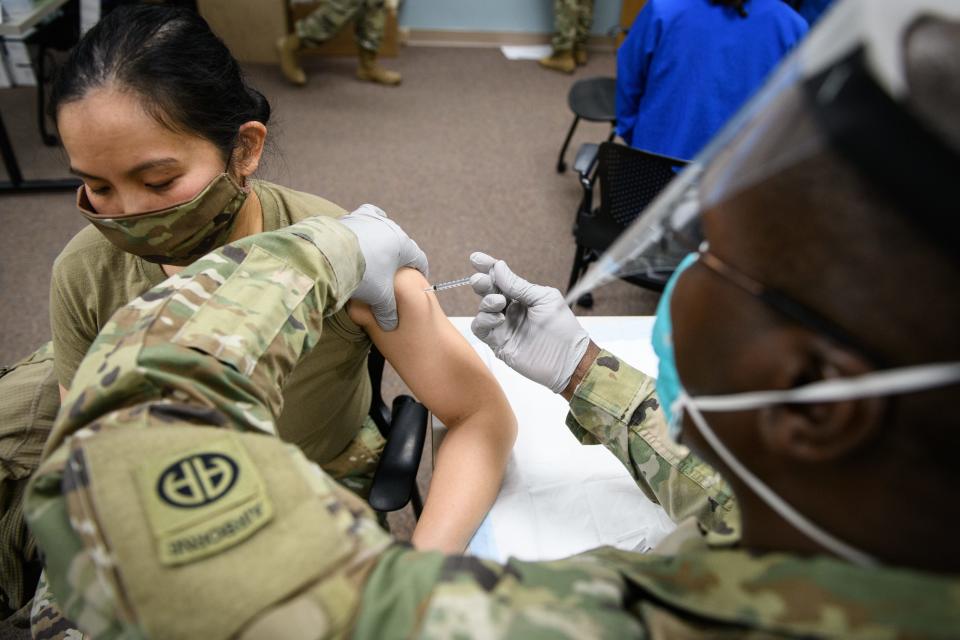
[538,50,576,74]
[276,33,306,86]
[357,49,402,86]
[574,46,588,66]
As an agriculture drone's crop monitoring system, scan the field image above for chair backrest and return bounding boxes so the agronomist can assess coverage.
[598,141,688,231]
[367,346,391,437]
[571,142,689,292]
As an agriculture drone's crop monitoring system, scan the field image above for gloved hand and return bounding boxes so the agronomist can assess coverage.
[469,252,590,394]
[338,204,428,331]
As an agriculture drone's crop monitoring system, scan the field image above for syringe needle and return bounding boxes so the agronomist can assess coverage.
[424,276,472,292]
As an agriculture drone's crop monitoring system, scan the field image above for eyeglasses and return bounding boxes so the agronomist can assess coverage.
[695,242,886,366]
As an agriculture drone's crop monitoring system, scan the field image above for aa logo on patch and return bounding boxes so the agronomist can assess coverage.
[157,453,239,508]
[139,437,273,565]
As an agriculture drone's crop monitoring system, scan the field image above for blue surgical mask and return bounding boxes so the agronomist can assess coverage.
[651,252,699,440]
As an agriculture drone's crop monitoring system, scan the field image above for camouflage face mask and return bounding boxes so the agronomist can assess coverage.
[77,173,249,266]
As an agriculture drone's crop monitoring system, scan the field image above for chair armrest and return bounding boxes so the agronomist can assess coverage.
[573,143,600,227]
[368,395,428,512]
[573,143,599,179]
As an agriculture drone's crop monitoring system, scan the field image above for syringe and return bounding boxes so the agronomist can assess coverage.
[423,276,472,292]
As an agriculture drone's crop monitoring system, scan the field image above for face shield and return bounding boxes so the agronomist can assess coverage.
[566,0,960,305]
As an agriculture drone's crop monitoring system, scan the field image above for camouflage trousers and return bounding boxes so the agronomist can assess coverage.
[552,0,595,51]
[321,415,386,500]
[294,0,388,53]
[0,344,57,632]
[29,574,81,640]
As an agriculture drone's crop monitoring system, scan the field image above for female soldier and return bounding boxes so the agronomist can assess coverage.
[47,4,516,555]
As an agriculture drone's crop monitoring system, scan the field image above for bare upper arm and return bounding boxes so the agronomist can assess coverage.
[348,269,507,427]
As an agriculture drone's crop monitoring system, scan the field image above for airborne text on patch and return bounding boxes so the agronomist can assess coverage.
[136,436,274,566]
[167,502,267,557]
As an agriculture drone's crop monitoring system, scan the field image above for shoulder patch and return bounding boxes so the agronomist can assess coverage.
[136,436,273,566]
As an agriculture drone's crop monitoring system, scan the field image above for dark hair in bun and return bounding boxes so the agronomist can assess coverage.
[50,4,271,162]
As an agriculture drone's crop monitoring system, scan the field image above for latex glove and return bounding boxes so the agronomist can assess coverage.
[469,252,589,394]
[338,204,428,331]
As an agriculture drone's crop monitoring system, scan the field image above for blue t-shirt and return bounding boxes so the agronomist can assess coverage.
[616,0,808,161]
[797,0,836,26]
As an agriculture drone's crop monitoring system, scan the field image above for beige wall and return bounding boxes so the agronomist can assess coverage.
[619,0,648,46]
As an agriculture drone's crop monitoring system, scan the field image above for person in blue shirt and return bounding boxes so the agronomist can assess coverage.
[616,0,808,161]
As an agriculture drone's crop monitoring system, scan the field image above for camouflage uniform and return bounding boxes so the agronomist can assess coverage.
[29,572,82,640]
[552,0,594,52]
[567,349,740,544]
[0,343,58,630]
[322,416,384,498]
[25,219,960,638]
[0,346,85,640]
[294,0,388,53]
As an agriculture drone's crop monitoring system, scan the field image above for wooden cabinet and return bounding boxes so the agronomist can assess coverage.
[618,0,648,47]
[197,0,398,63]
[198,0,287,63]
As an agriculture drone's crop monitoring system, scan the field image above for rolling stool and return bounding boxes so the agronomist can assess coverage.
[556,76,616,173]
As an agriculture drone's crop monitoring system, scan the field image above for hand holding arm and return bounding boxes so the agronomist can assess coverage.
[338,204,428,332]
[27,217,392,637]
[47,216,366,455]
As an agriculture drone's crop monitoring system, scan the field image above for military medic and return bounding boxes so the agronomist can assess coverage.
[25,1,960,637]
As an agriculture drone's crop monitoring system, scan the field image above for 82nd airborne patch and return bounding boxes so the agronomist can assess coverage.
[136,436,273,566]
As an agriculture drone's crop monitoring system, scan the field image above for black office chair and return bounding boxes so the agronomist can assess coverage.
[27,0,80,146]
[556,76,617,173]
[567,141,688,307]
[366,346,427,517]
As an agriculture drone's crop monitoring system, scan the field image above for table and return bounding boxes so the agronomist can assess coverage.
[1,0,80,194]
[440,317,676,564]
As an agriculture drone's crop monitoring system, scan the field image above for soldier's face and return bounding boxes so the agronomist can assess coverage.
[667,202,789,473]
[58,87,226,217]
